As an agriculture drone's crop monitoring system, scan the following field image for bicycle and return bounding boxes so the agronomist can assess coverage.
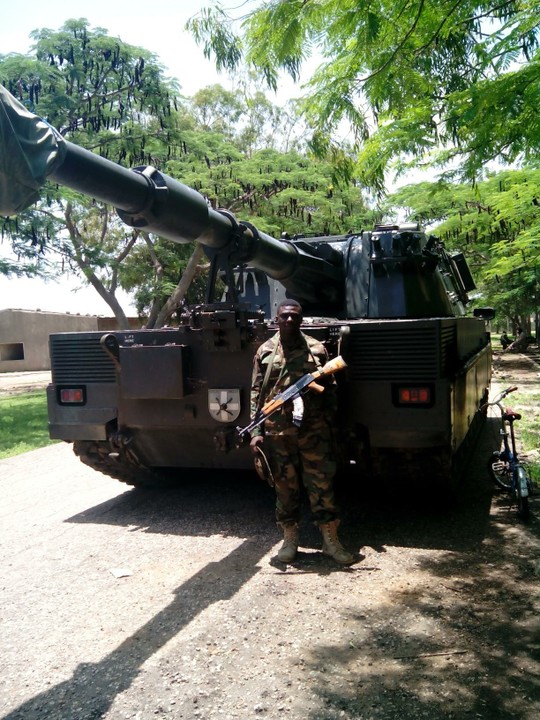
[482,385,532,520]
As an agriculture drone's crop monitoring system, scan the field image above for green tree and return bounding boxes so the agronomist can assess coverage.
[0,19,181,327]
[190,79,308,156]
[166,141,372,236]
[188,1,540,190]
[190,84,243,135]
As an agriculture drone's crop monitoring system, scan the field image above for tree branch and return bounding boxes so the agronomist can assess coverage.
[355,0,426,86]
[64,201,131,328]
[153,243,206,328]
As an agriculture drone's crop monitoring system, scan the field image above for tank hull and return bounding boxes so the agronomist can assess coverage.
[47,314,491,487]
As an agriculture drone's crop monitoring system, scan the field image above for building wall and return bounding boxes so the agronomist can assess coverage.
[0,309,144,372]
[0,310,99,372]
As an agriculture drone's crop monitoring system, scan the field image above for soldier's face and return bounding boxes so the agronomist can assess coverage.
[277,305,302,342]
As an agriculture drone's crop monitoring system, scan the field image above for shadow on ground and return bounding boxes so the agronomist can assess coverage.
[300,415,540,720]
[6,413,537,720]
[2,537,269,720]
[66,416,501,554]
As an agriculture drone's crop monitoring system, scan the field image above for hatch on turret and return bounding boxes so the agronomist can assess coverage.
[344,226,475,320]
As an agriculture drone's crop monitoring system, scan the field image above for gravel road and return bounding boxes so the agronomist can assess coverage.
[0,356,538,720]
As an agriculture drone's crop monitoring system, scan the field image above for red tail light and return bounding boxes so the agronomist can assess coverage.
[393,384,434,408]
[58,387,86,405]
[399,387,430,404]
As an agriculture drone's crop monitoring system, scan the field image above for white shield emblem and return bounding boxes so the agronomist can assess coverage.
[208,389,241,423]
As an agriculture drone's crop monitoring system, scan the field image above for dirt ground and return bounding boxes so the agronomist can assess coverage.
[0,354,538,720]
[0,370,51,396]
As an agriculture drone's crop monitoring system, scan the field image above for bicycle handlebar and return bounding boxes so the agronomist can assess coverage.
[497,385,519,403]
[481,385,519,411]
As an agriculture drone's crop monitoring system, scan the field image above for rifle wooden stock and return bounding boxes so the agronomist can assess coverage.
[237,355,347,438]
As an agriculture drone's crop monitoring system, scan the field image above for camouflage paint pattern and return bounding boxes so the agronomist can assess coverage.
[250,332,339,526]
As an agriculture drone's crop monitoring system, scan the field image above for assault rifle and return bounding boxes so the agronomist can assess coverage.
[236,355,347,441]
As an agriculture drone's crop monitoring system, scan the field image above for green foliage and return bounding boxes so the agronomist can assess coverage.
[187,6,242,74]
[167,144,372,236]
[0,20,183,324]
[511,389,540,489]
[0,256,46,278]
[2,19,180,160]
[190,84,243,135]
[0,391,57,459]
[120,239,208,314]
[189,1,540,188]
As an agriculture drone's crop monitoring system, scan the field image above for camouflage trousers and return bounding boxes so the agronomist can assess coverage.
[265,423,339,527]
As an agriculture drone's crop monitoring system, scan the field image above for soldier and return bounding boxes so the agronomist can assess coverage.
[249,299,355,565]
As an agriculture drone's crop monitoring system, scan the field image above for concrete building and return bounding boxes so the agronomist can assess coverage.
[0,309,140,372]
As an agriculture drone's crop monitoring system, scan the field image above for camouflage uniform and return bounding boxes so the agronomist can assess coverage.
[250,331,339,527]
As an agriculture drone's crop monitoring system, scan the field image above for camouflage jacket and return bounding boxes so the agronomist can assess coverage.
[250,331,337,437]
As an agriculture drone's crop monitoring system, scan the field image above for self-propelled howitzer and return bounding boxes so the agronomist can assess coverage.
[0,86,493,490]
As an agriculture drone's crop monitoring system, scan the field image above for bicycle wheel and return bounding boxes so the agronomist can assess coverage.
[516,467,531,521]
[517,496,530,520]
[488,451,513,491]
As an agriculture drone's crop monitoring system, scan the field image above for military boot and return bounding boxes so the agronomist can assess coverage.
[320,520,355,566]
[277,523,299,563]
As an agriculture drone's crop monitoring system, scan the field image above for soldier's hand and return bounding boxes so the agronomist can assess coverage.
[250,435,264,456]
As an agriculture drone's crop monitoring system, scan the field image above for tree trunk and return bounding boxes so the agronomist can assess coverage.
[152,243,206,328]
[141,233,165,328]
[64,202,134,330]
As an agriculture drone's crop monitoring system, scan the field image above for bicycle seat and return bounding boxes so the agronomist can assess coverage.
[503,408,521,421]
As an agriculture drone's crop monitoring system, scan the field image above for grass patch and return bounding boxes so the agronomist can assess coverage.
[514,390,540,489]
[0,391,58,459]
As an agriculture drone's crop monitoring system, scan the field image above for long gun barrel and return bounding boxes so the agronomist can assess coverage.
[0,86,343,304]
